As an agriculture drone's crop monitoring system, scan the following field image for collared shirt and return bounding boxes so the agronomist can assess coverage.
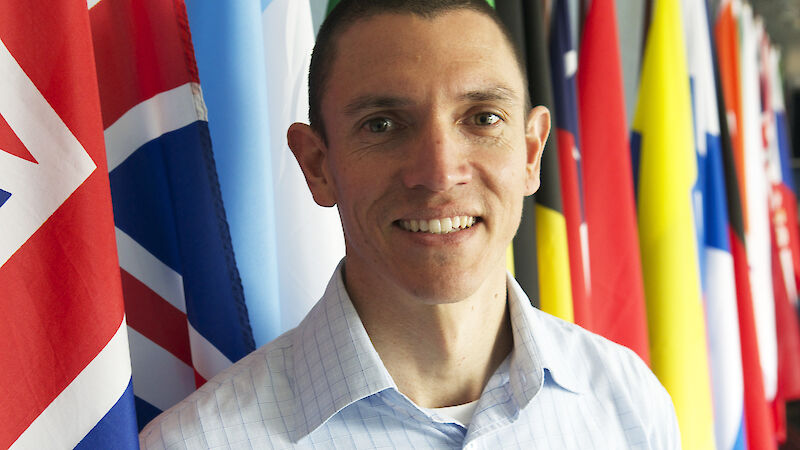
[140,263,680,449]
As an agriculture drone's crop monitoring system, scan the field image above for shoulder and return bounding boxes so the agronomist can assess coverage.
[138,331,299,449]
[525,307,680,449]
[525,307,681,448]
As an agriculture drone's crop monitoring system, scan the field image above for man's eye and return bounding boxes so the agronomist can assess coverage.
[363,117,394,133]
[473,112,502,126]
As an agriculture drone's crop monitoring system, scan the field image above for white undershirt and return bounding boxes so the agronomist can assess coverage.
[425,399,480,427]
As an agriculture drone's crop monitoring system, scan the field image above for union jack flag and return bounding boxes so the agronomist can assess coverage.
[0,1,138,447]
[88,0,255,430]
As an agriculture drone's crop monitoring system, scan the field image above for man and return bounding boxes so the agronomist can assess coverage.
[140,1,680,448]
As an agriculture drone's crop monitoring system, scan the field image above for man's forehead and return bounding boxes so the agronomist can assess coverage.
[327,10,525,96]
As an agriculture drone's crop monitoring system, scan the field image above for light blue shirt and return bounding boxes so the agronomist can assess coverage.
[140,262,680,449]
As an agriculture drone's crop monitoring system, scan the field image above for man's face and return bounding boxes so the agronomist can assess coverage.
[305,10,546,302]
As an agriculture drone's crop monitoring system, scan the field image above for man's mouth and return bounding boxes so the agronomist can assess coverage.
[398,216,478,234]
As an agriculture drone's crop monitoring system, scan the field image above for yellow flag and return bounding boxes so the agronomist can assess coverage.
[632,0,716,448]
[535,206,574,322]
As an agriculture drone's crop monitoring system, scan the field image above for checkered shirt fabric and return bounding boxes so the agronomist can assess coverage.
[140,262,680,449]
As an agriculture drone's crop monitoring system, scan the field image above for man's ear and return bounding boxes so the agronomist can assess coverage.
[287,123,337,207]
[523,106,550,196]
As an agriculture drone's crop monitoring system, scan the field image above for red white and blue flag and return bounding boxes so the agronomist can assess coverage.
[684,1,746,448]
[0,1,138,448]
[89,0,255,429]
[548,0,590,328]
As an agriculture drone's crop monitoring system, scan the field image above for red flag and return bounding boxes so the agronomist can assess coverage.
[576,0,649,363]
[770,218,800,444]
[0,2,137,448]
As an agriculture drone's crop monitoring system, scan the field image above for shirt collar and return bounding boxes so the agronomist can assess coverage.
[505,272,587,406]
[290,260,395,441]
[290,265,587,441]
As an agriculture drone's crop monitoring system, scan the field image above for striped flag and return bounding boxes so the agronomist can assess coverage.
[497,0,574,321]
[684,1,745,448]
[90,0,256,429]
[714,2,776,446]
[549,0,590,327]
[632,0,715,447]
[577,0,650,362]
[740,5,779,408]
[185,0,345,347]
[0,2,138,448]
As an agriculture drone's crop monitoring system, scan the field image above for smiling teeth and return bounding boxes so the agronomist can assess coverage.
[401,216,476,234]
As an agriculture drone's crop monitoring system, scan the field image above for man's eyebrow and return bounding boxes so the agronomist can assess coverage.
[343,95,413,116]
[459,86,519,103]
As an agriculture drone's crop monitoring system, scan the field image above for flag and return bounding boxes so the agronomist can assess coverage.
[497,0,574,322]
[768,47,800,416]
[632,0,715,448]
[90,0,256,429]
[183,0,282,347]
[185,0,345,347]
[261,0,345,331]
[764,43,800,348]
[577,0,650,362]
[506,242,516,276]
[684,1,745,448]
[769,48,800,294]
[522,0,573,321]
[770,212,796,444]
[549,0,590,326]
[0,2,138,448]
[739,3,778,408]
[715,0,747,219]
[513,196,541,308]
[762,38,800,442]
[713,2,776,447]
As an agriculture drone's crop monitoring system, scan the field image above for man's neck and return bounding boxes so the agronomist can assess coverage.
[344,264,513,409]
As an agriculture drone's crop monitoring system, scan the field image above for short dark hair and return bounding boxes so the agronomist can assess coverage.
[308,0,527,142]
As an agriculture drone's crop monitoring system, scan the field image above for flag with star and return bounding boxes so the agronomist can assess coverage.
[548,0,591,328]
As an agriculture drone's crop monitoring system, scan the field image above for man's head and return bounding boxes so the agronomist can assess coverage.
[308,0,528,142]
[288,3,549,302]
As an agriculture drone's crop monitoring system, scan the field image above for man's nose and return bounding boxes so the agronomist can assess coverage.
[401,121,472,192]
